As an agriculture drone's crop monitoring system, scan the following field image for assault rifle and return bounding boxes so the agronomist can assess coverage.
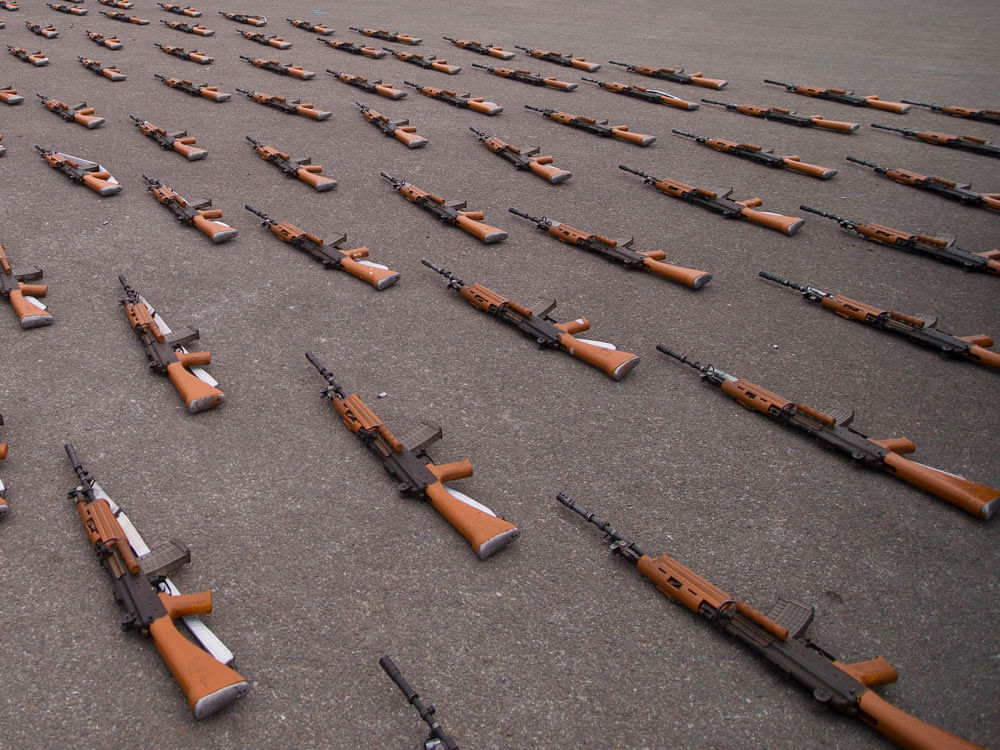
[6,45,48,66]
[442,37,514,59]
[220,11,266,26]
[356,102,427,148]
[422,258,639,380]
[87,31,124,50]
[100,10,149,24]
[236,88,331,119]
[672,129,836,179]
[1,86,24,105]
[242,55,315,79]
[525,105,654,145]
[759,271,1000,371]
[619,164,804,235]
[238,29,290,49]
[386,47,461,74]
[37,93,106,128]
[317,37,387,58]
[36,145,120,195]
[328,70,405,99]
[119,275,226,411]
[0,416,6,517]
[155,74,230,101]
[143,175,237,243]
[472,63,575,90]
[608,60,727,90]
[64,443,248,717]
[381,172,507,243]
[870,123,1000,158]
[901,99,1000,125]
[558,493,986,749]
[350,27,421,44]
[658,346,1000,518]
[25,21,58,38]
[508,207,710,288]
[406,80,502,114]
[305,352,519,558]
[48,3,86,15]
[701,97,858,132]
[846,156,1000,212]
[763,79,910,113]
[130,115,207,160]
[155,42,213,64]
[161,19,213,35]
[470,127,571,183]
[98,0,133,6]
[800,205,1000,275]
[514,45,600,72]
[79,56,126,81]
[1,240,52,327]
[159,3,201,17]
[581,77,698,110]
[245,136,336,190]
[380,655,459,750]
[288,18,333,35]
[245,205,399,290]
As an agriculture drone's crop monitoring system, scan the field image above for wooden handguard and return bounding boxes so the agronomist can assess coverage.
[8,285,53,327]
[556,332,639,381]
[880,452,999,519]
[78,496,141,573]
[780,156,837,179]
[639,255,712,289]
[191,212,237,243]
[295,165,338,191]
[637,552,732,613]
[423,481,519,560]
[736,204,805,235]
[150,592,249,718]
[337,252,401,290]
[166,359,225,413]
[610,127,656,146]
[851,689,985,750]
[454,212,508,243]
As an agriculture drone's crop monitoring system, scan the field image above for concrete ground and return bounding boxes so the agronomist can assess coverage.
[1,0,997,747]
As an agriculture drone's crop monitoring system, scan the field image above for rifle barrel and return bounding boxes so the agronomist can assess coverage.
[671,129,698,139]
[799,205,842,220]
[304,351,345,397]
[556,493,645,556]
[508,207,543,223]
[870,123,909,134]
[618,164,650,179]
[656,344,709,372]
[846,155,882,169]
[901,99,933,107]
[700,98,729,107]
[763,78,793,87]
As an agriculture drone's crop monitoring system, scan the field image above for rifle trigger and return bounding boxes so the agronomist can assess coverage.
[764,597,814,639]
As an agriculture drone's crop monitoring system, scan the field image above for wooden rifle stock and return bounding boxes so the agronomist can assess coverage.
[556,331,639,381]
[295,164,337,190]
[851,689,984,750]
[171,137,207,160]
[7,285,51,327]
[639,255,712,288]
[166,358,224,413]
[780,156,837,179]
[149,592,249,718]
[526,156,571,183]
[881,452,998,519]
[611,126,656,146]
[190,211,237,243]
[454,212,507,243]
[736,204,805,234]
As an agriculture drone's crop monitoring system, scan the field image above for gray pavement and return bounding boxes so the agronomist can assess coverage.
[0,0,997,747]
